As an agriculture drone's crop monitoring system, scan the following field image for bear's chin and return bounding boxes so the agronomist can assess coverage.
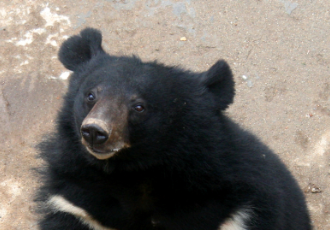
[85,146,118,160]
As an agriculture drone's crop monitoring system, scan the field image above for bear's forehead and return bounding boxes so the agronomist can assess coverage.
[84,59,176,88]
[80,56,198,101]
[88,58,152,77]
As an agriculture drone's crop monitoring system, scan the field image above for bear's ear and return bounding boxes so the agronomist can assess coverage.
[58,28,105,71]
[201,60,235,110]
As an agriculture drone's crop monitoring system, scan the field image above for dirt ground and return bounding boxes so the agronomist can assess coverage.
[0,0,329,229]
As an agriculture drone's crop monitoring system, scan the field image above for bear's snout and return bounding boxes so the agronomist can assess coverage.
[81,123,109,146]
[80,117,130,160]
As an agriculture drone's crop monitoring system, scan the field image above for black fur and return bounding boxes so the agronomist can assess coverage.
[36,28,311,230]
[58,28,104,71]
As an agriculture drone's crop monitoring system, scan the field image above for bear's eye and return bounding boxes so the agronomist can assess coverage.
[134,105,145,112]
[87,93,95,101]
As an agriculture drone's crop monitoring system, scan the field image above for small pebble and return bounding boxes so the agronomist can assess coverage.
[241,75,248,80]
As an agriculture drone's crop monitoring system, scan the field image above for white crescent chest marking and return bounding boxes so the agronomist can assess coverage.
[48,195,252,230]
[219,208,252,230]
[48,195,116,230]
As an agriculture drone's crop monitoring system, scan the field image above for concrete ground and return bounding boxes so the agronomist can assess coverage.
[0,0,329,229]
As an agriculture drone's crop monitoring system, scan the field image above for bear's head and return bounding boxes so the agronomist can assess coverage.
[58,28,235,164]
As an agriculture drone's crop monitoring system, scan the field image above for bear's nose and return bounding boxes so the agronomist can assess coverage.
[81,124,109,146]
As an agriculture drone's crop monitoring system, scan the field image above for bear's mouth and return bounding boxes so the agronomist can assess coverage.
[85,146,120,160]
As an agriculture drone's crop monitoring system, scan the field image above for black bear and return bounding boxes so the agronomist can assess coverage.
[36,28,311,230]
